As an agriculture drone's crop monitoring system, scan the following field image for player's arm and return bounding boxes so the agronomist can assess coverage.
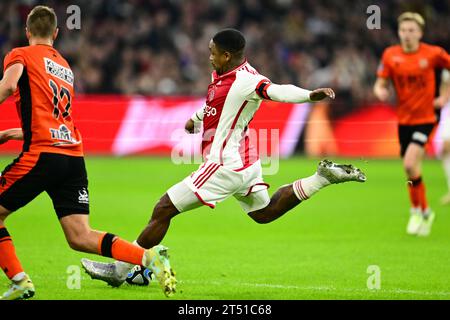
[256,80,335,103]
[0,63,24,144]
[185,104,205,134]
[0,128,23,144]
[434,69,450,109]
[373,49,392,102]
[373,77,390,102]
[0,63,23,104]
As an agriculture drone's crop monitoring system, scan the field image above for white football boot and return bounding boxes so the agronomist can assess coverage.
[316,159,367,184]
[81,258,128,287]
[0,274,35,300]
[142,245,177,297]
[81,245,176,297]
[441,193,450,205]
[406,207,423,235]
[417,209,435,237]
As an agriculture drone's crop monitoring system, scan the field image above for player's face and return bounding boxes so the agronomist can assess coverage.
[398,20,423,47]
[209,40,229,74]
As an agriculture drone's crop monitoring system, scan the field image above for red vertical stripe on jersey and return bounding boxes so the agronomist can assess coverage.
[244,134,250,166]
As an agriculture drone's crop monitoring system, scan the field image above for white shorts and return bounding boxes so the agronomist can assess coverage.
[167,160,270,213]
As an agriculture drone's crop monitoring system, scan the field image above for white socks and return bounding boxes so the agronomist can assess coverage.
[292,173,331,201]
[115,240,142,279]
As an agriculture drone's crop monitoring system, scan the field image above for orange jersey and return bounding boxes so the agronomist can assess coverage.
[377,43,450,125]
[3,44,83,156]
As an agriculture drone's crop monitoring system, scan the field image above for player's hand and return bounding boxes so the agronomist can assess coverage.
[434,95,448,109]
[309,88,335,101]
[374,87,390,102]
[0,128,23,144]
[185,118,202,134]
[0,131,11,144]
[185,119,195,134]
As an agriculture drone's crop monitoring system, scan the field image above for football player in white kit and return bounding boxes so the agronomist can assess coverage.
[81,29,366,289]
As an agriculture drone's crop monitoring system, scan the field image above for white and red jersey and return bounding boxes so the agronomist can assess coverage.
[199,59,270,170]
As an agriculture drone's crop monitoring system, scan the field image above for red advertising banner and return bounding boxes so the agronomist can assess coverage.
[0,95,446,158]
[0,95,310,157]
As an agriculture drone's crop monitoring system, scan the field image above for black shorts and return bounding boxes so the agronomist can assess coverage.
[0,152,89,219]
[398,123,435,157]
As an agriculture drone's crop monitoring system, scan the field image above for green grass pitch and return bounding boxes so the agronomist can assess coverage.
[0,156,449,300]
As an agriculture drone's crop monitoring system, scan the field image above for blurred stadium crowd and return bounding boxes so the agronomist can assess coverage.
[0,0,449,112]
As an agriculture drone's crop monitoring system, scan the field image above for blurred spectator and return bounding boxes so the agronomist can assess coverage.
[0,0,448,114]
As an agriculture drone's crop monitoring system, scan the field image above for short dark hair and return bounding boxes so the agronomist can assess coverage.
[212,28,246,57]
[26,5,57,38]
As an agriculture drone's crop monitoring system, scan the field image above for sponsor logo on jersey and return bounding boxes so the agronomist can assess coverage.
[49,124,78,144]
[78,188,89,204]
[208,89,215,102]
[419,58,429,69]
[204,105,217,117]
[44,58,74,86]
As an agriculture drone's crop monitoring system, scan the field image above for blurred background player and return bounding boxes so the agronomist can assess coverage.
[80,29,366,287]
[374,12,450,236]
[0,5,175,299]
[439,69,450,205]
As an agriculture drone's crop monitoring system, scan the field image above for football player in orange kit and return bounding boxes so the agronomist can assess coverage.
[374,12,450,236]
[0,6,176,299]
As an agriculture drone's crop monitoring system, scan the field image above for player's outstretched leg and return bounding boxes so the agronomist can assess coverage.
[62,214,176,296]
[81,195,180,293]
[248,159,366,224]
[0,207,35,300]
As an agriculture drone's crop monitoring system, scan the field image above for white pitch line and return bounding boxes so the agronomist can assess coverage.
[181,280,450,297]
[20,276,450,297]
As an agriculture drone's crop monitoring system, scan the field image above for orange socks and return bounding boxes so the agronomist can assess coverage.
[0,227,24,279]
[98,233,144,266]
[408,176,428,211]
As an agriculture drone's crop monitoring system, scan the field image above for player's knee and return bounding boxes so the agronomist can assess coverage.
[66,235,86,251]
[66,230,92,251]
[0,212,8,224]
[0,206,12,223]
[403,159,418,177]
[404,166,418,178]
[248,210,271,224]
